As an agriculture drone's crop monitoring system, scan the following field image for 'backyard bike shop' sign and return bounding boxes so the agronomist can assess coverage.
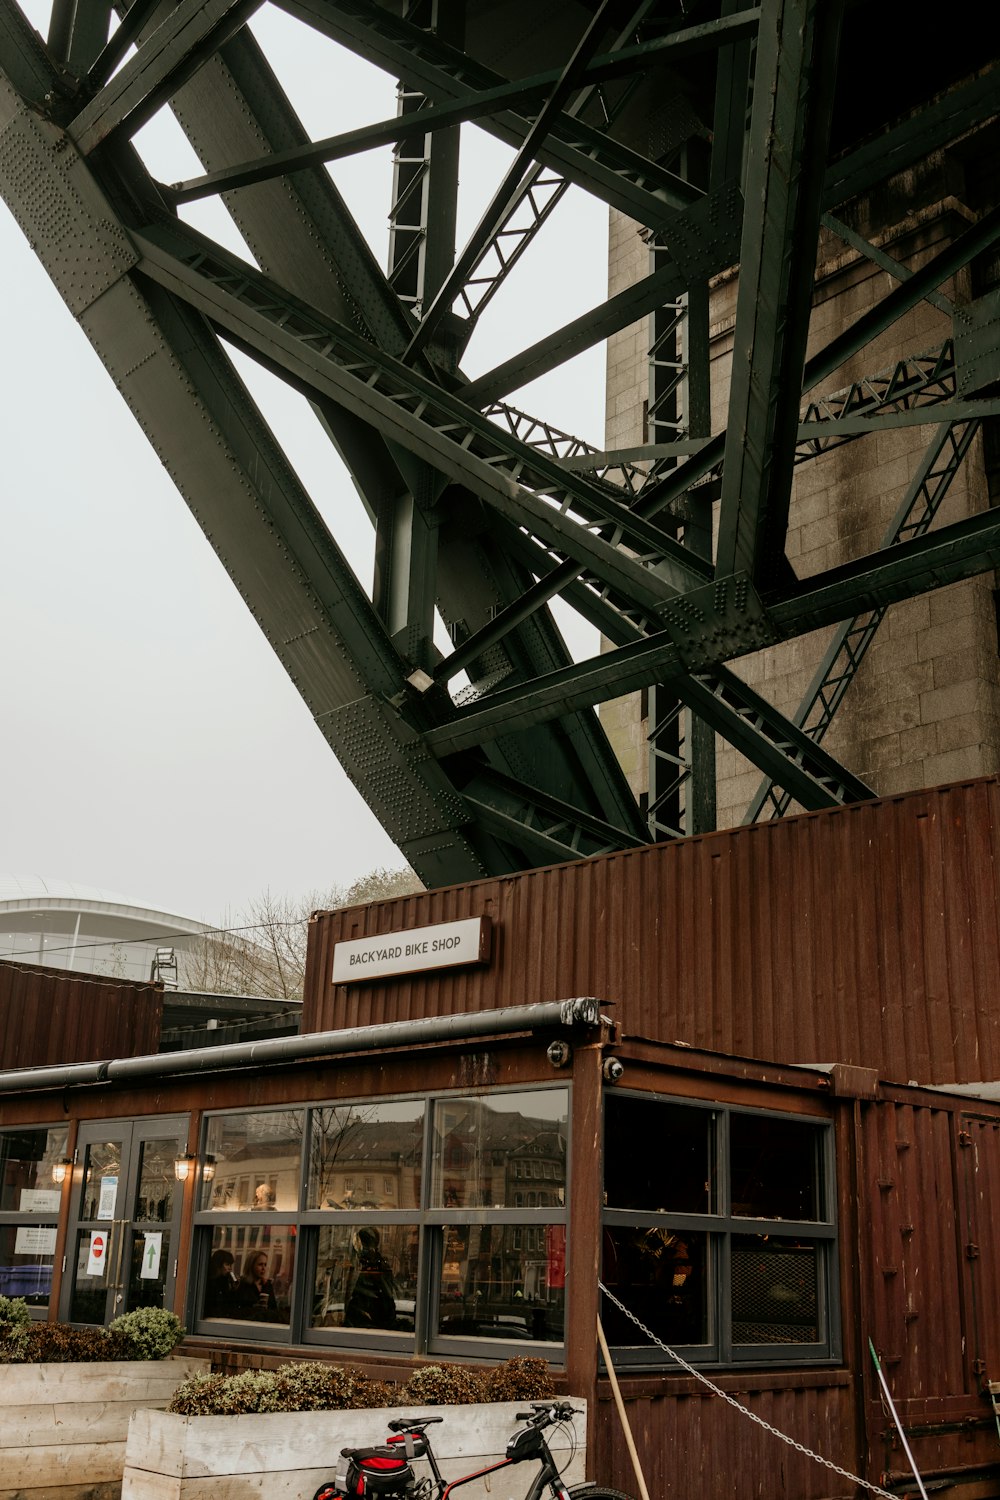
[332,916,492,984]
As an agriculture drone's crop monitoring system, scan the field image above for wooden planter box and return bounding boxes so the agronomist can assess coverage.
[0,1356,209,1500]
[122,1399,587,1500]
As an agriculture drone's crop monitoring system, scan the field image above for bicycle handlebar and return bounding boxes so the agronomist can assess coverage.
[514,1402,580,1425]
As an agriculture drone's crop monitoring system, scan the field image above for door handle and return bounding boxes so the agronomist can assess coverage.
[111,1219,127,1290]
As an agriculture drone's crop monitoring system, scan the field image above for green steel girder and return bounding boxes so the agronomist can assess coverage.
[154,17,648,848]
[67,0,261,152]
[129,221,710,602]
[419,491,1000,759]
[5,0,1000,882]
[715,0,844,586]
[270,0,702,225]
[746,417,983,823]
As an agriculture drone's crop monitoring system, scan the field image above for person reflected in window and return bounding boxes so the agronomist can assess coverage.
[344,1227,397,1329]
[254,1184,276,1210]
[204,1248,237,1317]
[236,1250,277,1315]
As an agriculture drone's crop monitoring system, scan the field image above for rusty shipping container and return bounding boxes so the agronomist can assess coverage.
[304,777,1000,1088]
[0,959,161,1067]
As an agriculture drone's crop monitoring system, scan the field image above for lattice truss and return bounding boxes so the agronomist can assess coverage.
[2,0,1000,884]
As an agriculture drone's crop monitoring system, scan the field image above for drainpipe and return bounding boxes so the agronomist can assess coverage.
[0,997,603,1094]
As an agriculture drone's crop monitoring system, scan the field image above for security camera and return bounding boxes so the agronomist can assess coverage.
[603,1056,624,1083]
[546,1040,571,1068]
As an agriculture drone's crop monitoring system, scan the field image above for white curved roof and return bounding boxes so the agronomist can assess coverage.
[0,875,210,933]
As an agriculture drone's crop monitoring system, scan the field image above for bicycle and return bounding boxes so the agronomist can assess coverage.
[313,1400,634,1500]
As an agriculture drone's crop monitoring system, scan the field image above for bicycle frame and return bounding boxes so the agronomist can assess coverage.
[393,1414,574,1500]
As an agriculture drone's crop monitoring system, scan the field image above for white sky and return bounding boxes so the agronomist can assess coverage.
[0,4,608,925]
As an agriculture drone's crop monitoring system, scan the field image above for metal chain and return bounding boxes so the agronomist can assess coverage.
[597,1281,898,1500]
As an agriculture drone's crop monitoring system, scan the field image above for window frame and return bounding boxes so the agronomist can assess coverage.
[0,1121,70,1319]
[601,1091,839,1369]
[189,1084,571,1362]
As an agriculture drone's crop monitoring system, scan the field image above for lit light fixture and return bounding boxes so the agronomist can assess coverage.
[51,1158,72,1185]
[202,1155,217,1182]
[173,1152,197,1183]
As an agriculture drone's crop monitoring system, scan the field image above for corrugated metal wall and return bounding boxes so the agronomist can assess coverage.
[0,960,161,1066]
[304,778,1000,1086]
[594,1376,857,1500]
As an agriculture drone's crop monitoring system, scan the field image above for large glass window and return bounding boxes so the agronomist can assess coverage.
[191,1090,567,1355]
[0,1126,68,1310]
[601,1095,836,1367]
[201,1111,303,1212]
[307,1102,423,1211]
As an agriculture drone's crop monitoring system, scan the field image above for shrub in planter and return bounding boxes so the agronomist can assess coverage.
[482,1357,554,1402]
[0,1298,186,1362]
[399,1364,486,1405]
[0,1294,31,1360]
[166,1357,554,1417]
[108,1306,186,1359]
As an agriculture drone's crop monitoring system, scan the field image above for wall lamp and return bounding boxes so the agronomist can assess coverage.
[51,1158,73,1185]
[173,1152,198,1183]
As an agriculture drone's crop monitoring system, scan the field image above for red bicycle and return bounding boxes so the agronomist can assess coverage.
[314,1400,633,1500]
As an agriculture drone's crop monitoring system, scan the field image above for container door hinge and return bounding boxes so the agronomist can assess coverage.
[959,1129,973,1147]
[966,1242,980,1260]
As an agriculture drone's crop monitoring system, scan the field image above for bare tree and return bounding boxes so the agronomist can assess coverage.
[184,867,422,1000]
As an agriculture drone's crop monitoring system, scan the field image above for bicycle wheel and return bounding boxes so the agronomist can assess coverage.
[567,1483,637,1500]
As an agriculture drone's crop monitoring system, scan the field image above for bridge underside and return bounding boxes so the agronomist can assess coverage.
[2,0,999,885]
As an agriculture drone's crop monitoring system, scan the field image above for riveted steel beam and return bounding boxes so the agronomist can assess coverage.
[715,0,844,586]
[272,0,700,226]
[746,417,983,823]
[68,0,261,153]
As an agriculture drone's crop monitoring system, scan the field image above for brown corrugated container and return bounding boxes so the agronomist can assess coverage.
[0,959,161,1067]
[304,777,1000,1087]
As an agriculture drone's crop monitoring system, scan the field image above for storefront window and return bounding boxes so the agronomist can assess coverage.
[192,1089,567,1354]
[0,1126,67,1311]
[311,1222,419,1331]
[200,1223,296,1325]
[430,1091,567,1209]
[201,1110,304,1212]
[307,1103,423,1211]
[601,1225,708,1348]
[602,1096,836,1366]
[435,1223,566,1344]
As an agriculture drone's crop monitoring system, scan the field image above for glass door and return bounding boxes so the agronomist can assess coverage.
[60,1116,187,1325]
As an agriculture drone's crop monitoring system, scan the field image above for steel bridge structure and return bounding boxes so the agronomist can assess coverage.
[2,0,999,887]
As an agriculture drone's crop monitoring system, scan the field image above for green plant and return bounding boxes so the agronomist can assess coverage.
[167,1372,231,1414]
[24,1324,123,1363]
[166,1357,550,1416]
[482,1357,554,1402]
[107,1306,185,1359]
[399,1364,486,1406]
[0,1296,30,1360]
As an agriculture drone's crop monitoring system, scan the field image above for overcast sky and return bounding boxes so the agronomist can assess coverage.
[0,5,607,925]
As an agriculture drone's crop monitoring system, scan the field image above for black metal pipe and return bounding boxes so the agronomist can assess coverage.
[0,997,603,1094]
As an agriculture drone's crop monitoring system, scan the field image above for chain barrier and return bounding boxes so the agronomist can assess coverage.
[597,1281,899,1500]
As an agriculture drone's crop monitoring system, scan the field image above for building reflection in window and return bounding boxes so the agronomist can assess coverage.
[436,1223,565,1343]
[311,1222,419,1331]
[307,1102,424,1212]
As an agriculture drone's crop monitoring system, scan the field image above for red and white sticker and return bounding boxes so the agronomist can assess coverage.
[86,1231,108,1277]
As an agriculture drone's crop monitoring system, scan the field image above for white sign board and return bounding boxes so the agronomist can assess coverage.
[86,1230,109,1277]
[14,1225,57,1255]
[97,1176,118,1220]
[19,1188,61,1213]
[139,1232,162,1280]
[332,916,491,985]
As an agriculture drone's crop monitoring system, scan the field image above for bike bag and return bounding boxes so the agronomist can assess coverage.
[313,1485,345,1500]
[341,1446,414,1497]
